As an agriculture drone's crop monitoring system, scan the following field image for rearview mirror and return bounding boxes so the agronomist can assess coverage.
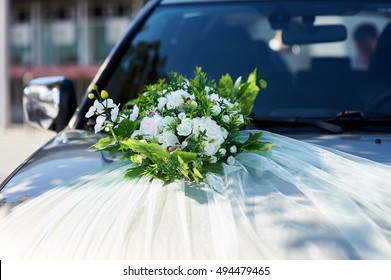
[23,76,77,132]
[282,24,347,45]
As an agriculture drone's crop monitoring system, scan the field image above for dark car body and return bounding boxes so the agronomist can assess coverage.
[1,0,391,204]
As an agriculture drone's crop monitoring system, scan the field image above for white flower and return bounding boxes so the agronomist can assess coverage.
[219,148,226,156]
[193,117,226,149]
[157,97,167,110]
[224,99,234,109]
[103,99,116,109]
[94,115,106,133]
[181,141,188,149]
[205,86,212,93]
[178,112,186,120]
[203,118,225,147]
[221,127,229,139]
[210,156,218,163]
[236,114,244,125]
[139,113,163,137]
[160,116,175,131]
[158,131,179,148]
[209,93,220,102]
[227,156,235,165]
[222,115,230,123]
[211,105,221,116]
[166,90,191,109]
[111,104,120,122]
[85,100,104,118]
[204,141,217,156]
[229,145,237,154]
[177,118,193,136]
[129,105,139,122]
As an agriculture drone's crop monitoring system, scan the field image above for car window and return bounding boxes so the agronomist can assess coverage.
[104,1,391,128]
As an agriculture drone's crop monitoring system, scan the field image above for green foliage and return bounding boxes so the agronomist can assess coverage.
[236,70,261,116]
[120,139,169,163]
[86,67,274,185]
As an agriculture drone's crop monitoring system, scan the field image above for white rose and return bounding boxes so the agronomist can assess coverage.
[158,131,179,148]
[178,112,186,120]
[177,118,193,136]
[167,90,190,109]
[221,127,229,139]
[209,93,220,101]
[139,113,163,137]
[229,145,237,153]
[192,117,202,137]
[157,97,167,110]
[166,101,176,110]
[227,156,235,165]
[225,100,234,109]
[210,156,218,163]
[222,115,230,123]
[204,141,217,156]
[211,105,221,116]
[204,117,225,147]
[236,114,244,125]
[219,148,226,156]
[160,116,175,130]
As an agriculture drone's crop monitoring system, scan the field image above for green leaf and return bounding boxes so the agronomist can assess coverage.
[236,69,260,115]
[257,142,276,152]
[219,74,234,98]
[113,119,138,139]
[241,132,264,151]
[92,137,113,150]
[260,79,267,89]
[121,139,169,163]
[105,145,120,156]
[170,150,197,163]
[248,131,263,142]
[240,132,275,152]
[193,167,203,179]
[124,165,146,179]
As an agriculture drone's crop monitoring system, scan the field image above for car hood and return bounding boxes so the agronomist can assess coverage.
[1,130,390,204]
[0,130,113,204]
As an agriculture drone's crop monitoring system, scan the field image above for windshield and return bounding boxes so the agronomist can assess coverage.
[104,1,391,132]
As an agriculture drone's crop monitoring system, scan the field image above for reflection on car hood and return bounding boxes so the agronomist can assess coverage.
[1,130,390,205]
[0,130,115,204]
[291,133,391,165]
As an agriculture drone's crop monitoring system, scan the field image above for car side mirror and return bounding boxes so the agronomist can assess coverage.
[23,76,77,132]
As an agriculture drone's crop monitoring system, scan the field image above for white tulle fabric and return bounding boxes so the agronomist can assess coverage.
[1,131,391,259]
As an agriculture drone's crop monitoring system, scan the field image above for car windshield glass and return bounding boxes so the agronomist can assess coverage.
[105,1,391,128]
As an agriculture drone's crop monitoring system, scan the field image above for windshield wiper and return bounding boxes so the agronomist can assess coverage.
[251,117,343,134]
[334,111,391,122]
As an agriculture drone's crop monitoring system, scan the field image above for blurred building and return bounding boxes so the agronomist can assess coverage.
[8,0,147,124]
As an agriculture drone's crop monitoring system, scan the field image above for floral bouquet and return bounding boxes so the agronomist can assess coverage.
[86,68,274,183]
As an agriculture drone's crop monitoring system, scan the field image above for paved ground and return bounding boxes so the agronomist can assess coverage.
[0,126,55,182]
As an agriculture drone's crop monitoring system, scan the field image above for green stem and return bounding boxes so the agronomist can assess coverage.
[110,126,119,143]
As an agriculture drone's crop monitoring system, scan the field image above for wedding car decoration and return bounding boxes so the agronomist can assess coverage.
[86,68,273,182]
